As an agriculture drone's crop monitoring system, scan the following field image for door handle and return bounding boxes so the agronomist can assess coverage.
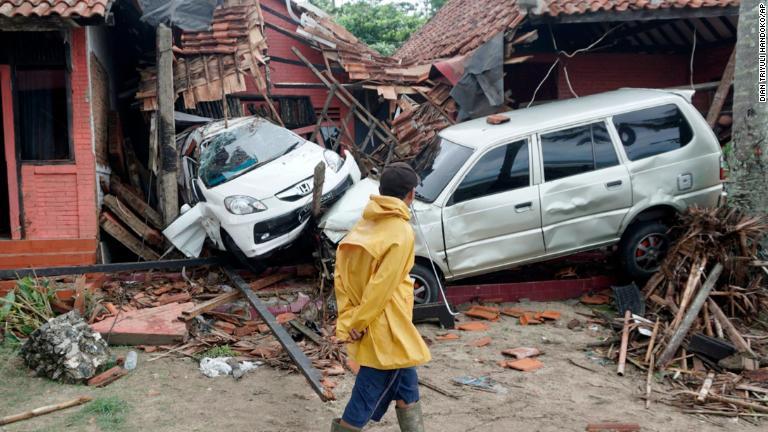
[606,180,623,189]
[515,202,532,213]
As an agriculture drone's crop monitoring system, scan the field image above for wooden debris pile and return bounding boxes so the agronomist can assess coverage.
[597,207,768,418]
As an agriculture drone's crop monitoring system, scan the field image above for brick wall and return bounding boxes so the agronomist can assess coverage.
[20,28,98,240]
[242,0,353,133]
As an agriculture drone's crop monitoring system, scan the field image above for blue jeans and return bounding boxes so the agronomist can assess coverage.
[341,366,420,428]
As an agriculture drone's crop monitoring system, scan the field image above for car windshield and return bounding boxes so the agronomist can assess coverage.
[198,118,302,188]
[412,137,473,203]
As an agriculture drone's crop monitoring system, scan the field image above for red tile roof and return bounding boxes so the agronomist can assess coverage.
[396,0,525,64]
[0,0,111,18]
[396,0,739,63]
[542,0,739,16]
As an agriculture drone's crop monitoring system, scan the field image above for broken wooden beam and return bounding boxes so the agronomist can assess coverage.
[103,195,164,246]
[707,298,757,358]
[223,266,331,401]
[0,396,93,426]
[289,320,324,345]
[109,178,164,229]
[100,212,161,261]
[657,263,723,368]
[706,48,736,128]
[87,366,128,388]
[617,310,631,376]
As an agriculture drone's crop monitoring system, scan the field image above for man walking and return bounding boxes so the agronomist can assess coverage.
[331,163,431,431]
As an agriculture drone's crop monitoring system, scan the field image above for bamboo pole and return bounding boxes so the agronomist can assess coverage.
[0,396,92,426]
[644,318,660,364]
[708,298,757,358]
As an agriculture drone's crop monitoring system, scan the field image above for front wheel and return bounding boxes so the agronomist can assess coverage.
[410,262,441,305]
[619,222,670,281]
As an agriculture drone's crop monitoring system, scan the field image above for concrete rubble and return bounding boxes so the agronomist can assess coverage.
[20,311,110,383]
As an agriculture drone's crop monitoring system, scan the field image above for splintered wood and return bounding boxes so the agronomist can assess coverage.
[607,207,768,417]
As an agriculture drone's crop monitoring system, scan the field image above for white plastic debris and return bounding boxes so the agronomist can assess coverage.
[199,357,262,378]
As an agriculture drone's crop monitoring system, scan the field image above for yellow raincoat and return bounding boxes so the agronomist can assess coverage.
[334,195,431,370]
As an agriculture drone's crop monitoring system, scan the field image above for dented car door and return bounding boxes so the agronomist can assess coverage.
[538,120,632,253]
[441,138,545,278]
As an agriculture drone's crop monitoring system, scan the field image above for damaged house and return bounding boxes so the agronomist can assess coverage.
[0,0,740,270]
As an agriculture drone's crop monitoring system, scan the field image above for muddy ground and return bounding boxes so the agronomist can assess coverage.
[0,300,762,432]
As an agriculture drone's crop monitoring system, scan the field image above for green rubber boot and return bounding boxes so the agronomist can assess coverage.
[396,401,425,432]
[330,418,359,432]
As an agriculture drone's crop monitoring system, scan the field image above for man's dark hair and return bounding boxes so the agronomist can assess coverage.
[379,162,419,200]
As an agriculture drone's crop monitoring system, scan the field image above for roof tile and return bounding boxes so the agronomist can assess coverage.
[0,0,110,18]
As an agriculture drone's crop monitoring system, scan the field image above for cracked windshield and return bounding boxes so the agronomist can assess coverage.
[199,118,302,188]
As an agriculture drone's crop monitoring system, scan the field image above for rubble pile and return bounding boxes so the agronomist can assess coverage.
[20,311,110,383]
[596,207,768,417]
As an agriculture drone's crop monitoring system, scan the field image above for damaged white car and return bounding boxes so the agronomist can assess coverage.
[321,89,724,304]
[164,116,360,261]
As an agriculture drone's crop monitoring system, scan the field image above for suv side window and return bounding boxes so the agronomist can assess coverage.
[612,104,693,161]
[452,139,529,204]
[541,121,619,182]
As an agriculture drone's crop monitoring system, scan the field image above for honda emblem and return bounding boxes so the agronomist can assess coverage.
[297,181,312,195]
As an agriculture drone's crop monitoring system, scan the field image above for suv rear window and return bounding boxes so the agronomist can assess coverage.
[612,104,693,161]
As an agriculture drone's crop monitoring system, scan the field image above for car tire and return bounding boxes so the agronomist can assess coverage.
[222,231,265,276]
[410,262,441,305]
[620,222,670,281]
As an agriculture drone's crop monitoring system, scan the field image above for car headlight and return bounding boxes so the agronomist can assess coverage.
[224,195,268,215]
[324,150,343,173]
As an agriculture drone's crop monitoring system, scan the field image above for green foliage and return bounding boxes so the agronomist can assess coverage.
[0,277,56,341]
[310,0,430,56]
[201,344,237,358]
[68,397,129,431]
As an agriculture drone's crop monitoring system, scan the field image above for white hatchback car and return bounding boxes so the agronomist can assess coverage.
[164,117,360,262]
[321,89,724,305]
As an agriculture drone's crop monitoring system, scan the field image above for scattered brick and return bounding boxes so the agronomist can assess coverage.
[87,366,128,387]
[436,333,460,341]
[501,358,543,372]
[580,294,611,305]
[214,321,236,334]
[501,307,529,318]
[502,347,541,360]
[156,292,192,306]
[519,314,542,326]
[456,321,489,332]
[470,336,492,347]
[539,311,562,320]
[585,423,640,432]
[464,305,500,321]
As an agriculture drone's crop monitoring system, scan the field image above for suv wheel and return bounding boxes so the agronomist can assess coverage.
[410,262,440,305]
[620,222,670,280]
[222,231,265,275]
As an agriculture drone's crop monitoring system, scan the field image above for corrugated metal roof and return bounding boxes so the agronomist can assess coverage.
[0,0,111,18]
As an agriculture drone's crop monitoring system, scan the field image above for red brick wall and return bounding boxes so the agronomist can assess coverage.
[21,28,97,240]
[242,0,353,133]
[556,53,689,99]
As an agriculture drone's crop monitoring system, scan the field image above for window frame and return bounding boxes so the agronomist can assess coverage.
[446,136,533,206]
[536,118,623,183]
[608,102,696,163]
[12,37,75,164]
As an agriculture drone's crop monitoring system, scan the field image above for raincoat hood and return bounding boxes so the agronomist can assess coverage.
[362,195,411,223]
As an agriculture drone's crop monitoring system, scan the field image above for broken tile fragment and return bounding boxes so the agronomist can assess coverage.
[470,336,492,347]
[580,294,611,305]
[435,333,460,341]
[501,347,541,360]
[539,311,561,320]
[464,305,500,321]
[500,358,543,372]
[519,313,542,326]
[456,322,489,332]
[501,307,528,318]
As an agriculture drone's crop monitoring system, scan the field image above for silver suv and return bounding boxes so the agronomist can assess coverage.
[322,89,724,304]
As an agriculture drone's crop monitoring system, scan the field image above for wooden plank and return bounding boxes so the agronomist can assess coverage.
[657,263,723,368]
[109,178,164,229]
[706,48,736,128]
[289,320,323,345]
[157,23,179,226]
[697,372,715,402]
[100,212,161,261]
[617,310,631,376]
[103,195,164,246]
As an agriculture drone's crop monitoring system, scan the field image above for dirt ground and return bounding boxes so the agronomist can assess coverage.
[0,300,763,432]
